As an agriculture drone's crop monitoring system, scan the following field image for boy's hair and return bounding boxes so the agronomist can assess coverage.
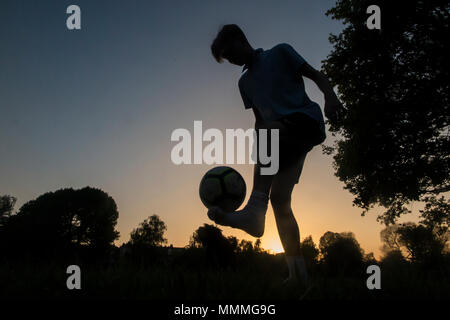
[211,24,249,63]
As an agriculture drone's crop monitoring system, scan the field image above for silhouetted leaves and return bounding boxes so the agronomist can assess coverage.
[322,0,450,223]
[300,235,320,268]
[319,231,365,276]
[0,195,16,227]
[188,224,236,269]
[381,223,448,266]
[130,214,167,248]
[381,196,449,267]
[1,187,119,259]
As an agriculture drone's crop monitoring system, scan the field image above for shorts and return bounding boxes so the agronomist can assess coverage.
[254,112,324,182]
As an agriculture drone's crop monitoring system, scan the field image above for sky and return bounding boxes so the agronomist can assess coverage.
[0,0,422,258]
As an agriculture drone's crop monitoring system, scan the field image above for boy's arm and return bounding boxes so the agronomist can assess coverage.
[299,63,344,124]
[252,107,264,127]
[239,81,264,127]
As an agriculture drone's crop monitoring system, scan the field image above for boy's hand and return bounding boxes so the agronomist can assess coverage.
[299,64,346,125]
[324,97,345,125]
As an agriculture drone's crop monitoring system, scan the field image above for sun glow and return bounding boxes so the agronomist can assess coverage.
[267,240,284,254]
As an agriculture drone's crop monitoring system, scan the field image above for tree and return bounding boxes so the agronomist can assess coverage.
[381,197,449,263]
[129,214,167,247]
[380,224,404,253]
[318,231,341,255]
[322,0,450,224]
[238,239,254,253]
[227,236,240,253]
[189,224,228,248]
[300,236,320,266]
[419,196,450,239]
[188,224,236,268]
[397,224,445,263]
[381,221,448,264]
[3,187,119,257]
[364,252,377,265]
[187,231,202,249]
[0,195,16,227]
[381,249,408,276]
[319,231,365,276]
[254,239,264,253]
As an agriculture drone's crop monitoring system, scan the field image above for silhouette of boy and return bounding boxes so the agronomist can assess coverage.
[209,24,343,286]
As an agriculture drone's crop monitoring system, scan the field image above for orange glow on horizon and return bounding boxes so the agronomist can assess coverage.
[266,240,284,254]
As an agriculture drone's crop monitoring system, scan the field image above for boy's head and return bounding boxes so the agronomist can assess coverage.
[211,24,253,66]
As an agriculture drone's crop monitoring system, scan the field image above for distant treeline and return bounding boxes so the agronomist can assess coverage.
[1,187,448,273]
[0,187,449,299]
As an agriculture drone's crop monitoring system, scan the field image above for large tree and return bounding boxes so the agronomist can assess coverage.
[381,196,449,262]
[322,0,449,224]
[187,224,236,268]
[129,214,167,247]
[319,231,365,275]
[4,187,119,256]
[300,236,320,266]
[381,223,448,264]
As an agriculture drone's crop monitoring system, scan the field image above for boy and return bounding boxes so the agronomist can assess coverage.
[209,24,343,285]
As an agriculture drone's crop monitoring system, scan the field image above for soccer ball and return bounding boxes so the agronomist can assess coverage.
[199,166,246,212]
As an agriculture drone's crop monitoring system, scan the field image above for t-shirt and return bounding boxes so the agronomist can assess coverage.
[238,43,325,142]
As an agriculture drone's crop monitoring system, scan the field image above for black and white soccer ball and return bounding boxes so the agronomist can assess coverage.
[199,166,246,212]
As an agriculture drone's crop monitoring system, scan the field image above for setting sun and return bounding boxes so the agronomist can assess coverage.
[267,240,284,254]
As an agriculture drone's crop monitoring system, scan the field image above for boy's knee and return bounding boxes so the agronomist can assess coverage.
[269,191,291,209]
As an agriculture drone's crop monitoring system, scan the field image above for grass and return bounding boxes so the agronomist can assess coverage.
[0,252,448,300]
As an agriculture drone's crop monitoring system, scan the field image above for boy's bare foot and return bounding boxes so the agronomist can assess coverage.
[207,191,268,237]
[208,206,265,237]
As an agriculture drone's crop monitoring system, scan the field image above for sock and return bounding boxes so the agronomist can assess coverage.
[207,190,269,237]
[285,255,308,285]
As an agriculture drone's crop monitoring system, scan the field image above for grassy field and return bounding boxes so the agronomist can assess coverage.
[1,251,448,300]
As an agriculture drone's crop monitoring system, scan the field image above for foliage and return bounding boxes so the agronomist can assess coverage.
[1,187,119,257]
[187,225,265,254]
[129,214,167,248]
[322,0,450,224]
[300,235,320,266]
[381,222,448,264]
[419,196,450,238]
[319,231,365,276]
[381,196,449,264]
[0,195,16,227]
[238,239,254,253]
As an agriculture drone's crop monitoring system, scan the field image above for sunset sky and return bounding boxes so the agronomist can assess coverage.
[0,0,423,258]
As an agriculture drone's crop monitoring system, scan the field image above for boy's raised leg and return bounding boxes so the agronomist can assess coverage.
[208,163,272,237]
